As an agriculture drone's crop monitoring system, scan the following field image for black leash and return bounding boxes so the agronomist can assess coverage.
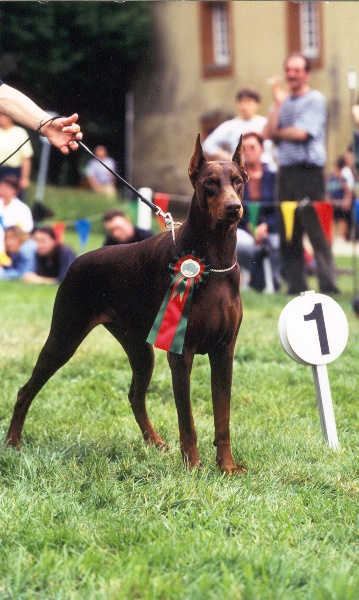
[0,121,181,239]
[78,141,180,235]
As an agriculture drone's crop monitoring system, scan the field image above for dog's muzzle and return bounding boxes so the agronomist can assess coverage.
[225,200,242,221]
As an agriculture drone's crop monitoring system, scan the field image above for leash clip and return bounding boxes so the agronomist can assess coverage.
[155,206,181,244]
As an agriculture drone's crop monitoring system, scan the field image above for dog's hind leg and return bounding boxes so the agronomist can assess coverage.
[104,323,168,448]
[6,310,95,448]
[167,351,200,469]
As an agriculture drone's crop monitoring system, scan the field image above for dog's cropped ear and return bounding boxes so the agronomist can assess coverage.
[188,134,207,187]
[232,135,249,183]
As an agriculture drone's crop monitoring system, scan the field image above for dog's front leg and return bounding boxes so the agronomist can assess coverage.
[209,346,244,474]
[167,351,200,469]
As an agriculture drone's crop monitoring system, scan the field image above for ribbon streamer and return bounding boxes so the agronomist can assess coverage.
[147,253,209,354]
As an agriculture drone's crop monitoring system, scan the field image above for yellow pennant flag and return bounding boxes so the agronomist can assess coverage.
[281,201,298,241]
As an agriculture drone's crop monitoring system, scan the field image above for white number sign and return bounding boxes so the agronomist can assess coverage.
[278,291,349,449]
[278,291,348,365]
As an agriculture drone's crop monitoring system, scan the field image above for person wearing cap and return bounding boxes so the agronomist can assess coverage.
[23,226,76,284]
[202,87,271,163]
[0,79,81,153]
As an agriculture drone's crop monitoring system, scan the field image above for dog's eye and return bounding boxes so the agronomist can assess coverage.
[204,178,219,192]
[233,176,242,187]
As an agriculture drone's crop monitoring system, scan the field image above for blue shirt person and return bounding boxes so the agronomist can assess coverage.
[0,226,36,280]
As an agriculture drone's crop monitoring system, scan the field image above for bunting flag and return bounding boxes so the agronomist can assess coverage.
[280,201,298,241]
[52,221,66,243]
[147,252,210,354]
[247,202,260,232]
[313,201,334,243]
[75,219,91,249]
[153,192,170,230]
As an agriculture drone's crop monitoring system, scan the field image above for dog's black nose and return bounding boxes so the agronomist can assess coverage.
[226,201,241,216]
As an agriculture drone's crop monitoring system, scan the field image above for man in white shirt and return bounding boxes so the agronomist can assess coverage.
[202,88,270,162]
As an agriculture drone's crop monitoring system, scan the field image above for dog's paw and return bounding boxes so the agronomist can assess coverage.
[144,433,170,451]
[225,465,247,476]
[217,459,247,475]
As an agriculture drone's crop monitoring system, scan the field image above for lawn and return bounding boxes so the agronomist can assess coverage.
[0,186,358,599]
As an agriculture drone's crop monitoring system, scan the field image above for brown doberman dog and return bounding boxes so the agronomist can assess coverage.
[6,134,248,473]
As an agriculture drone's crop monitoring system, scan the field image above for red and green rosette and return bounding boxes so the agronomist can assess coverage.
[147,252,210,354]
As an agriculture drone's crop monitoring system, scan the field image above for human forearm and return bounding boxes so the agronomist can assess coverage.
[0,84,49,130]
[271,126,309,143]
[0,84,82,154]
[20,157,32,189]
[263,102,281,140]
[23,272,57,284]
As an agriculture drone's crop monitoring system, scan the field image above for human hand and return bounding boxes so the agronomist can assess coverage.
[268,76,288,105]
[41,113,82,154]
[19,175,31,190]
[254,222,268,243]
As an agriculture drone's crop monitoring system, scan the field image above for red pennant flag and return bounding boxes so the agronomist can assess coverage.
[313,201,333,243]
[154,193,170,230]
[52,221,66,243]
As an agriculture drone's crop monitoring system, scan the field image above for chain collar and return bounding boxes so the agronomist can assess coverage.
[209,262,238,273]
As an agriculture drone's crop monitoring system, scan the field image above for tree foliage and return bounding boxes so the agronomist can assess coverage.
[0,2,152,179]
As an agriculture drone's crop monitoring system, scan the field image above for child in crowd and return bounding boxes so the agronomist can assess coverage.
[0,225,36,280]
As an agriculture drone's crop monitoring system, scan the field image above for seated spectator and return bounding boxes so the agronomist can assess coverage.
[85,145,117,198]
[326,156,353,240]
[0,114,33,201]
[236,132,281,291]
[0,175,34,256]
[102,209,154,246]
[0,226,36,280]
[23,226,76,284]
[202,87,275,169]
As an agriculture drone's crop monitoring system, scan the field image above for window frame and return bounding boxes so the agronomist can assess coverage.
[200,1,234,78]
[286,1,323,70]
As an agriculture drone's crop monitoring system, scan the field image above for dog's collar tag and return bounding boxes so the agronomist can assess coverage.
[180,259,201,279]
[147,252,210,354]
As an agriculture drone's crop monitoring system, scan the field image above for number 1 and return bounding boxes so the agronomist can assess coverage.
[304,303,330,355]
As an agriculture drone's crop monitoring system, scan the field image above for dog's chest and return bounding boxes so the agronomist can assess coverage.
[185,275,242,351]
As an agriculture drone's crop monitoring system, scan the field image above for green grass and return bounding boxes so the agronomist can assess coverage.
[0,186,358,599]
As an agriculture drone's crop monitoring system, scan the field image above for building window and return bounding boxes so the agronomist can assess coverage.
[200,2,233,77]
[287,1,323,69]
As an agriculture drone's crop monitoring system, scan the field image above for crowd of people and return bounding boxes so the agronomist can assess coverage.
[203,52,357,294]
[0,54,358,293]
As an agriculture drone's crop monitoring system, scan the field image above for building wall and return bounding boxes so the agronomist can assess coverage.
[133,1,359,195]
